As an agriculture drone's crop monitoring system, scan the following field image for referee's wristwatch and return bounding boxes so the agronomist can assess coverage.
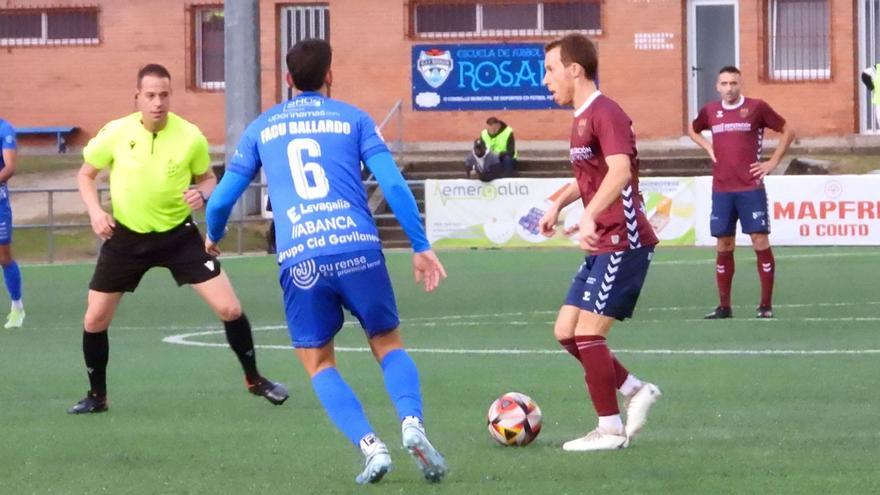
[198,190,209,204]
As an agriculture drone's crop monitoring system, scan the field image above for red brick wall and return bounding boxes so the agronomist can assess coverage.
[0,0,225,148]
[0,0,858,149]
[738,0,856,138]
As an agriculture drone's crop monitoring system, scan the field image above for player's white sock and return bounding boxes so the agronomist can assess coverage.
[11,300,23,311]
[619,374,643,397]
[402,415,423,432]
[359,433,383,455]
[598,414,624,433]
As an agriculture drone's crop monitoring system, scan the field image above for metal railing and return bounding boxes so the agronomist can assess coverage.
[365,100,406,214]
[12,178,429,262]
[364,179,426,220]
[11,183,272,263]
[377,98,404,156]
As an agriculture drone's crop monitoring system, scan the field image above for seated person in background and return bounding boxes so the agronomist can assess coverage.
[465,138,502,182]
[481,116,517,177]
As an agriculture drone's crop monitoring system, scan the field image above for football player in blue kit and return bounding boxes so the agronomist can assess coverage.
[0,118,25,329]
[205,39,448,485]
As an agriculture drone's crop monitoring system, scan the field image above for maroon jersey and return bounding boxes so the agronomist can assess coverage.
[692,96,786,192]
[569,92,658,254]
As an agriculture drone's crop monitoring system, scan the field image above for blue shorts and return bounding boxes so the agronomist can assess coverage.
[279,249,400,348]
[564,245,655,321]
[0,194,12,245]
[711,188,770,237]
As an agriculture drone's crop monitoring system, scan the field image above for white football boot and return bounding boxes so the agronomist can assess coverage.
[355,435,392,485]
[562,428,628,452]
[401,416,447,483]
[624,382,662,442]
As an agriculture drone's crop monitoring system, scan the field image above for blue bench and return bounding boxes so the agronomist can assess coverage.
[15,126,78,153]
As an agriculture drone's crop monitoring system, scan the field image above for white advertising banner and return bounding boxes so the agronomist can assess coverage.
[694,175,880,246]
[425,177,697,248]
[426,175,880,248]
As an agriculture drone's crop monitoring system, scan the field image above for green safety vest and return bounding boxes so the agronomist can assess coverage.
[874,64,880,104]
[481,126,518,159]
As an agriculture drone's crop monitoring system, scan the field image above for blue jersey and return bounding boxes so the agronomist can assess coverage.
[228,92,388,269]
[0,119,16,172]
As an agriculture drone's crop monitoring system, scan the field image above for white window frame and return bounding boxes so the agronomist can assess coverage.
[0,9,99,46]
[768,0,831,80]
[195,6,225,90]
[414,2,602,39]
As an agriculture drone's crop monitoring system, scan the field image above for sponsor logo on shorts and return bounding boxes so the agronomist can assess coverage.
[204,260,215,272]
[316,255,381,278]
[291,259,320,289]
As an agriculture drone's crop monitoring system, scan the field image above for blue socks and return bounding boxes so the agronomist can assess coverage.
[380,349,423,421]
[2,261,21,302]
[310,349,424,447]
[311,367,374,446]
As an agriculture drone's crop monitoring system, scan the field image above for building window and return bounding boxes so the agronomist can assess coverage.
[0,8,99,46]
[767,0,830,81]
[195,6,225,90]
[411,1,600,39]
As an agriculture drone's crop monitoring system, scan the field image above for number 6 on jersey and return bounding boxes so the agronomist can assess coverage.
[287,138,329,199]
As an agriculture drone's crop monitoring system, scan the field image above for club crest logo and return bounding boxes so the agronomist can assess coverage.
[577,118,588,136]
[740,107,750,118]
[417,49,454,88]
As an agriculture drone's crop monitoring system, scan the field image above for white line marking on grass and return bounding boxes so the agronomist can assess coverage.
[136,299,880,332]
[162,329,880,356]
[651,251,879,266]
[639,301,880,313]
[23,249,880,270]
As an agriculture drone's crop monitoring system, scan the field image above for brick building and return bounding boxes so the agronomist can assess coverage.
[0,0,876,149]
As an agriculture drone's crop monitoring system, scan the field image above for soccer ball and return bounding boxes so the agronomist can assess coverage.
[486,392,543,446]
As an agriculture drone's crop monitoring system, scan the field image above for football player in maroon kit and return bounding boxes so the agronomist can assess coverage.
[538,33,661,452]
[687,66,795,319]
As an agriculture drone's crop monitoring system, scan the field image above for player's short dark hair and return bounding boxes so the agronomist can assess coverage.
[286,39,332,92]
[545,34,598,81]
[719,65,741,75]
[137,64,171,88]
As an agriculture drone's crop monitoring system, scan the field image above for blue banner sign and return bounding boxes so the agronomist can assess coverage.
[412,43,559,111]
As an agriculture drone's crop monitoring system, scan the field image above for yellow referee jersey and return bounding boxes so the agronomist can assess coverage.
[83,112,210,233]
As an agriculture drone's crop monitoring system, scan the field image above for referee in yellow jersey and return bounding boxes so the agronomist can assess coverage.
[68,64,288,414]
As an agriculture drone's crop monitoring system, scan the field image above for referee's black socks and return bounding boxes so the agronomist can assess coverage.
[223,313,260,382]
[82,330,109,397]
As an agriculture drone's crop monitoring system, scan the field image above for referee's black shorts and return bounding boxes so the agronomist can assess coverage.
[89,217,222,293]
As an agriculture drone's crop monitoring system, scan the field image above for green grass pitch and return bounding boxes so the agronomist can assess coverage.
[1,246,878,494]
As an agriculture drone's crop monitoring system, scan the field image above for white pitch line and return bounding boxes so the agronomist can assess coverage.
[129,299,880,332]
[650,251,879,266]
[161,329,880,356]
[23,249,880,270]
